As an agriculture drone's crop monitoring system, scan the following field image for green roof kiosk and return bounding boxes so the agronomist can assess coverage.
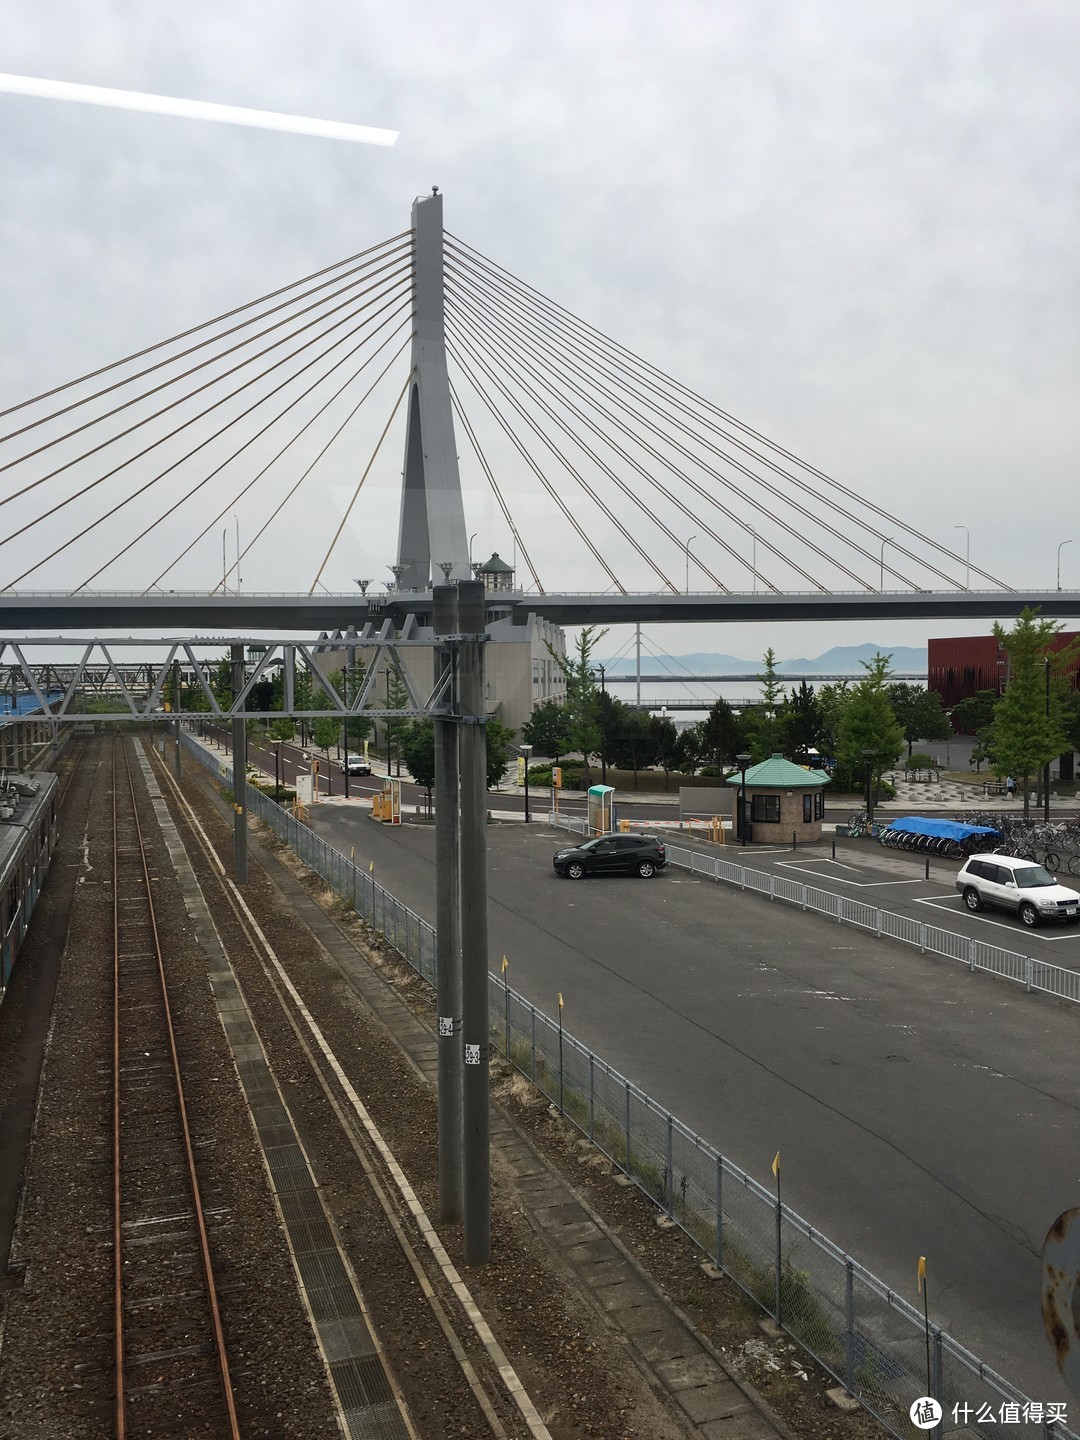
[725,753,830,845]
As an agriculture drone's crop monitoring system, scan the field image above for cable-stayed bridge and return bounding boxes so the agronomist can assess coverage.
[1,189,1077,657]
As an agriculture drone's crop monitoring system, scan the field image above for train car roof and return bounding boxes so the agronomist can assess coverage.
[0,770,58,888]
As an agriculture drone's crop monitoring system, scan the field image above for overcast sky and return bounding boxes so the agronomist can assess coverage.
[2,0,1078,660]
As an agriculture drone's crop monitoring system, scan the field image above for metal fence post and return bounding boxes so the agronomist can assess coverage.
[624,1081,632,1178]
[589,1054,595,1142]
[844,1258,855,1392]
[666,1115,674,1217]
[715,1154,723,1267]
[920,922,927,954]
[1025,956,1034,992]
[775,1196,783,1324]
[530,1005,537,1082]
[969,938,977,971]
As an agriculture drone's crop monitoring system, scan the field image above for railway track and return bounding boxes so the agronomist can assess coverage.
[110,739,240,1438]
[145,739,553,1439]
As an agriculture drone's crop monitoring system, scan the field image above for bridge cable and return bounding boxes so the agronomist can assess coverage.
[73,301,414,592]
[446,328,678,591]
[0,230,414,424]
[0,266,413,512]
[0,281,411,571]
[444,338,627,594]
[448,381,543,594]
[309,372,413,594]
[0,245,414,466]
[446,235,1008,591]
[447,253,902,590]
[147,326,414,593]
[448,285,743,591]
[447,266,849,593]
[447,247,929,591]
[6,293,412,589]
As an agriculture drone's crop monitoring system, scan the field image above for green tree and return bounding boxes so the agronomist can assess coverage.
[381,664,412,776]
[950,689,997,736]
[606,706,655,783]
[547,626,608,783]
[835,654,904,796]
[486,718,517,791]
[400,719,436,800]
[522,700,572,761]
[700,698,740,772]
[269,715,296,744]
[816,681,851,758]
[331,662,373,750]
[990,609,1079,816]
[740,648,784,761]
[887,682,951,758]
[676,722,707,776]
[649,714,681,783]
[778,681,822,763]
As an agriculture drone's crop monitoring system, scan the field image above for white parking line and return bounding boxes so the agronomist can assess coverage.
[913,894,1080,942]
[776,861,923,888]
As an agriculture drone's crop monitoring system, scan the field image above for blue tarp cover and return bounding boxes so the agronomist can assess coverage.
[884,816,1001,841]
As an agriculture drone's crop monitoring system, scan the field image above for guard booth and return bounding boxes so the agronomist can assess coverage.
[587,784,615,835]
[725,753,831,845]
[371,775,402,824]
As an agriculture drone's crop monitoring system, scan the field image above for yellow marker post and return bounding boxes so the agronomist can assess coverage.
[918,1256,931,1395]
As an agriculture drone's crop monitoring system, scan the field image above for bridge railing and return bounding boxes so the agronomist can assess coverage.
[179,733,1070,1440]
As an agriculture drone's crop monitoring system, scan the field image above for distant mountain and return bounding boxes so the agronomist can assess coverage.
[600,643,927,676]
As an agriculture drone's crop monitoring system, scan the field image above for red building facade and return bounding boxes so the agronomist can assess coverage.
[928,633,1080,712]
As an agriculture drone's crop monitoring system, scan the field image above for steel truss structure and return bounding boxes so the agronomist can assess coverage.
[0,623,462,723]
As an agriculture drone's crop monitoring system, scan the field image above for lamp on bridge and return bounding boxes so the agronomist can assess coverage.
[862,747,875,826]
[735,752,751,846]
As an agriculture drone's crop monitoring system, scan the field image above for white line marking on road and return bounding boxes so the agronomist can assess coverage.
[776,861,922,888]
[913,896,1080,943]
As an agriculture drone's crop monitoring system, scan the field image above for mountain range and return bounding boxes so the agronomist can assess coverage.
[599,643,928,676]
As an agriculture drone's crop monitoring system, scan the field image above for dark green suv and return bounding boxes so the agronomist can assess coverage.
[552,833,667,879]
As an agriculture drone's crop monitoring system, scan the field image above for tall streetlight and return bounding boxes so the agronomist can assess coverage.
[954,525,970,589]
[862,747,875,825]
[735,752,751,846]
[1044,656,1052,824]
[685,532,702,593]
[879,537,894,593]
[233,513,241,591]
[271,738,282,801]
[1057,539,1073,591]
[749,528,758,593]
[521,743,533,823]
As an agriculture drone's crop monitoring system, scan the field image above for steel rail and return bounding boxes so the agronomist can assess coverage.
[112,737,241,1439]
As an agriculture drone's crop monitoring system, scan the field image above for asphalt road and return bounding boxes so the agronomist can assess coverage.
[304,803,1076,1404]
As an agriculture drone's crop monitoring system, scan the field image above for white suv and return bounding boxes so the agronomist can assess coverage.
[955,853,1080,927]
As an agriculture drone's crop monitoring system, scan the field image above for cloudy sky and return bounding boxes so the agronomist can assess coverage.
[2,0,1078,660]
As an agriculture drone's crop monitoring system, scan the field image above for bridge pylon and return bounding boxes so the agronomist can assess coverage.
[396,191,470,590]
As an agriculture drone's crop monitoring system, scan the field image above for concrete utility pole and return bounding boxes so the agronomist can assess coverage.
[396,190,470,590]
[456,579,490,1264]
[434,584,463,1224]
[172,659,182,777]
[231,644,248,883]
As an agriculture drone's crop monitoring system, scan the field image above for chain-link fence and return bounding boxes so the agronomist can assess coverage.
[182,734,1073,1440]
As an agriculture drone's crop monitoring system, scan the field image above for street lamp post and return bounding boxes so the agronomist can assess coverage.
[521,743,532,823]
[750,530,757,594]
[1044,656,1051,824]
[272,739,282,801]
[862,747,875,826]
[954,524,970,589]
[1057,539,1073,591]
[685,532,702,593]
[735,752,751,846]
[597,664,607,784]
